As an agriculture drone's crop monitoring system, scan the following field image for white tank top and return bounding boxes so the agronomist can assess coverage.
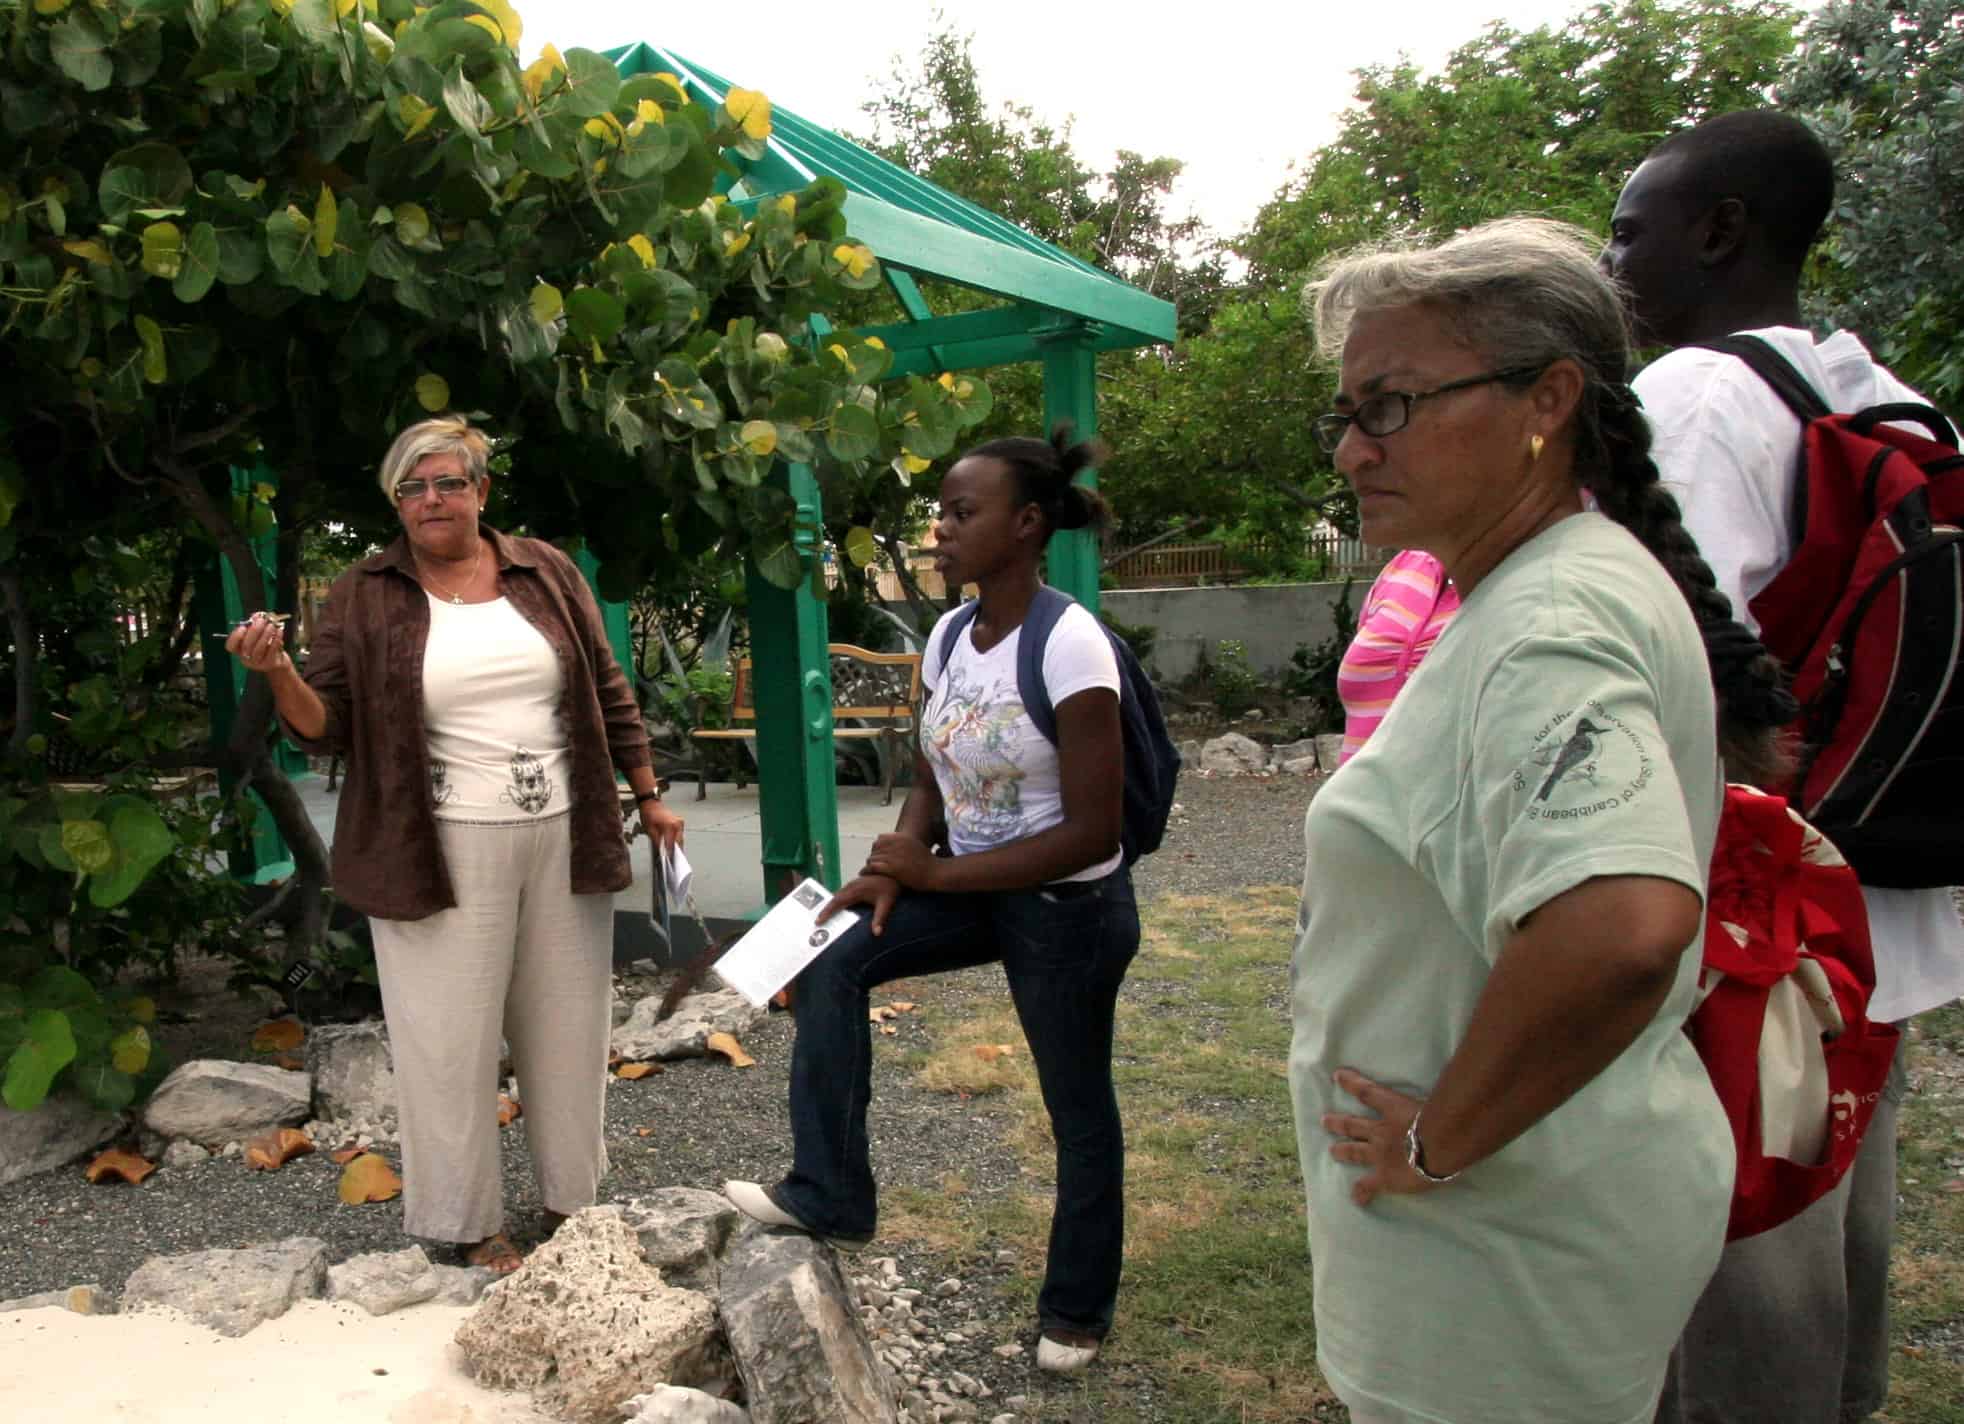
[420,595,572,823]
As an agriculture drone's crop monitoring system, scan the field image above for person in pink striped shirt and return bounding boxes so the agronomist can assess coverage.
[1334,548,1460,764]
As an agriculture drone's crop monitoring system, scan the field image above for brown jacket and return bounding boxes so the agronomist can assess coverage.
[284,527,651,920]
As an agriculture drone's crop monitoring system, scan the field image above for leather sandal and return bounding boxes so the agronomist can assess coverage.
[462,1233,523,1275]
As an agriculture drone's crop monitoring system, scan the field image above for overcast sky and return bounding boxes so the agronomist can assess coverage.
[524,0,1658,240]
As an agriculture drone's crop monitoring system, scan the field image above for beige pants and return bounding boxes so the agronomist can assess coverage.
[369,814,613,1242]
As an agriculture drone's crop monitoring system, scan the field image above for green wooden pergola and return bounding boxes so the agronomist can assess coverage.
[606,42,1178,906]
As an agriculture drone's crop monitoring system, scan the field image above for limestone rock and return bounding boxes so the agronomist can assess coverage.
[122,1237,327,1337]
[162,1140,211,1169]
[1199,732,1268,775]
[1281,756,1320,776]
[1271,738,1317,766]
[326,1246,440,1317]
[454,1206,726,1424]
[1177,738,1203,766]
[623,1385,751,1424]
[0,1283,113,1315]
[140,1061,311,1149]
[718,1221,899,1424]
[619,1188,739,1291]
[429,1263,498,1306]
[305,1021,397,1126]
[0,1095,122,1186]
[1315,733,1346,772]
[612,990,766,1062]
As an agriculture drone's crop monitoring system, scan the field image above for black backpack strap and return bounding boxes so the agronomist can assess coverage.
[934,600,983,689]
[1693,334,1834,423]
[1014,586,1072,746]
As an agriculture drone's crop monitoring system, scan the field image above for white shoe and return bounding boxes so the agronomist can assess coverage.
[1036,1333,1101,1374]
[722,1180,871,1252]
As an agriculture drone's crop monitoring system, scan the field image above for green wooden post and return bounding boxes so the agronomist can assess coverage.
[572,544,637,687]
[744,461,842,906]
[1041,329,1102,612]
[196,466,296,883]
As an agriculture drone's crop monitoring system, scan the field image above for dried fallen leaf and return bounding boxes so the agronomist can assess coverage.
[498,1093,523,1126]
[271,1053,304,1072]
[879,1024,898,1037]
[869,1006,897,1024]
[705,1031,756,1068]
[971,1043,1018,1062]
[634,1126,653,1137]
[244,1128,315,1172]
[83,1148,155,1185]
[337,1152,403,1205]
[250,1017,305,1053]
[616,1061,662,1080]
[770,988,792,1011]
[607,1049,624,1067]
[330,1144,364,1165]
[888,1001,917,1014]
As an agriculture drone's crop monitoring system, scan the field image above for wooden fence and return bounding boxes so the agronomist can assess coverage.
[1105,530,1390,588]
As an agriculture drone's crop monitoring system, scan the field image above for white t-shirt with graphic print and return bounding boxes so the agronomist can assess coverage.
[421,595,573,823]
[921,598,1121,882]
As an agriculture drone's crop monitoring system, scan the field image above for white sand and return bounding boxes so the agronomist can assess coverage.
[0,1299,557,1423]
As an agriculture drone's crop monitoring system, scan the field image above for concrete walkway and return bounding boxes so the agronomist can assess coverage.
[291,774,903,965]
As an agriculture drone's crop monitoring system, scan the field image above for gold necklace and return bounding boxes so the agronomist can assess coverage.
[418,541,483,606]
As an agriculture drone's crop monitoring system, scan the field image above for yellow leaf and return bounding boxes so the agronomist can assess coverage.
[109,1026,150,1075]
[529,282,563,325]
[615,1061,662,1079]
[61,238,114,266]
[140,221,183,279]
[722,231,750,259]
[337,1152,403,1204]
[955,379,976,400]
[313,184,338,259]
[462,0,520,46]
[724,87,772,142]
[632,98,665,128]
[938,371,956,390]
[705,1031,756,1068]
[397,94,438,141]
[739,420,777,458]
[522,44,564,104]
[583,114,623,145]
[334,0,356,15]
[626,233,656,269]
[394,202,431,246]
[901,453,931,475]
[268,0,295,14]
[83,1149,154,1185]
[827,343,850,366]
[651,71,689,102]
[831,243,875,280]
[244,1128,315,1172]
[33,0,71,13]
[775,195,797,216]
[251,1016,305,1052]
[134,315,167,384]
[125,995,156,1025]
[415,372,450,411]
[864,336,886,351]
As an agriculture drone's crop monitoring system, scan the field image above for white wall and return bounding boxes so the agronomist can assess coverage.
[1103,582,1360,682]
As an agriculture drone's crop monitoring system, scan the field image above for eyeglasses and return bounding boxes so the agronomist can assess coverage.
[1312,365,1546,454]
[393,474,475,503]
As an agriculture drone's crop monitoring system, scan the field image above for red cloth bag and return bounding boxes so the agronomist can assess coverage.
[1688,784,1900,1241]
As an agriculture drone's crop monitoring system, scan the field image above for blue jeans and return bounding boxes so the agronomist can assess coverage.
[774,870,1140,1338]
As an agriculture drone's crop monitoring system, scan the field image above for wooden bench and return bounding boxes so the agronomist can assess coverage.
[689,643,923,804]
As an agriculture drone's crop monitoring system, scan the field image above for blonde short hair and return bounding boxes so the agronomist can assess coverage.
[378,415,491,505]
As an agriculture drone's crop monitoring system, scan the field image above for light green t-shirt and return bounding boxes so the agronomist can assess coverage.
[1289,514,1733,1424]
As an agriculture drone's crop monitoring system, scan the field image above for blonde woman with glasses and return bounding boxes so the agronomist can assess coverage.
[225,414,681,1273]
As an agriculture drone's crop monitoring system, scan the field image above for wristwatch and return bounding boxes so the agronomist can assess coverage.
[1405,1110,1461,1184]
[635,789,663,807]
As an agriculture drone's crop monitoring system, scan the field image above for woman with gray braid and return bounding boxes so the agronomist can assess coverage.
[1288,217,1788,1423]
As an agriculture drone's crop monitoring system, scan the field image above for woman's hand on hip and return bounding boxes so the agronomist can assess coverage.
[819,873,901,935]
[638,798,684,856]
[861,832,941,891]
[223,611,293,676]
[1322,1068,1440,1208]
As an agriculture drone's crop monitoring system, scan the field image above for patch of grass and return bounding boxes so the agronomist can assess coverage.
[1886,999,1964,1422]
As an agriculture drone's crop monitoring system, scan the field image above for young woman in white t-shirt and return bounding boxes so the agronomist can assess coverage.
[725,428,1136,1376]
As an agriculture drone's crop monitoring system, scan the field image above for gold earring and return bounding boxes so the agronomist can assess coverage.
[1529,434,1545,463]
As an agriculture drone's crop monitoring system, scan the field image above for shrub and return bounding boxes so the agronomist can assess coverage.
[1210,639,1262,720]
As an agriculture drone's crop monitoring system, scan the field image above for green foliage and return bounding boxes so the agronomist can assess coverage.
[1280,578,1359,734]
[651,661,735,734]
[1208,639,1261,721]
[1781,0,1964,411]
[0,0,992,599]
[0,964,163,1114]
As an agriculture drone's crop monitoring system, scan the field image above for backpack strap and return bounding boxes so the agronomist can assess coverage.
[1014,586,1073,747]
[1693,334,1834,423]
[934,600,984,689]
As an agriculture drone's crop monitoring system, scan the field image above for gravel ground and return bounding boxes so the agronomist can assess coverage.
[0,770,1320,1415]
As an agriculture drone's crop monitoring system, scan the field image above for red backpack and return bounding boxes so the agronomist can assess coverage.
[1692,784,1899,1241]
[1697,335,1964,888]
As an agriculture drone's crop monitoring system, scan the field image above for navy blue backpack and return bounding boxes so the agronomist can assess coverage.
[936,585,1181,866]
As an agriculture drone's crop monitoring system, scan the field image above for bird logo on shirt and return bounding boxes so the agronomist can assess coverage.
[1532,718,1607,802]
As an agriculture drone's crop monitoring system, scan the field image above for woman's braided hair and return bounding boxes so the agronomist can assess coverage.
[965,424,1113,538]
[1307,217,1795,784]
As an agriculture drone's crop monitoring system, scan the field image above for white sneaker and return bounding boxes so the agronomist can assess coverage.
[722,1180,871,1252]
[1036,1333,1101,1374]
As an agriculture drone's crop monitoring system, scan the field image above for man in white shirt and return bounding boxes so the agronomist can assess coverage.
[1603,108,1964,1424]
